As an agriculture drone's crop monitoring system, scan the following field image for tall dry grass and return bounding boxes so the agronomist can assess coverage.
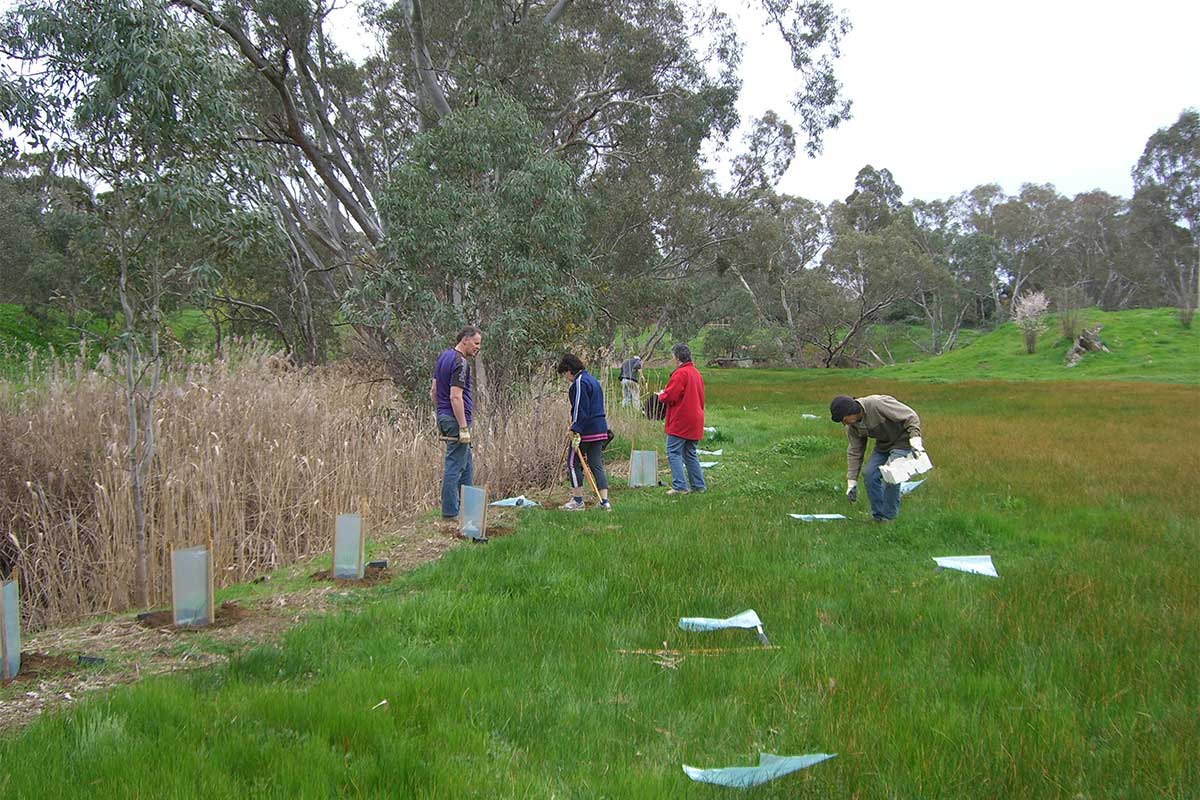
[0,344,568,630]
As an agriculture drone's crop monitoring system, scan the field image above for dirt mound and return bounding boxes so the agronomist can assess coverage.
[1,652,78,686]
[309,563,391,586]
[136,601,253,630]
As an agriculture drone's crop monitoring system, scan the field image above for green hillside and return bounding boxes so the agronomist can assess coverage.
[875,308,1197,383]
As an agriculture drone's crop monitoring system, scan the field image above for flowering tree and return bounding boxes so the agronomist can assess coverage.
[1013,290,1050,354]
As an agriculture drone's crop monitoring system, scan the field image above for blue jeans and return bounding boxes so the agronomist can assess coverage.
[666,435,706,492]
[864,447,910,520]
[438,415,473,517]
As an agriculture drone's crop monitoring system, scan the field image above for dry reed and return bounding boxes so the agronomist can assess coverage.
[0,344,569,630]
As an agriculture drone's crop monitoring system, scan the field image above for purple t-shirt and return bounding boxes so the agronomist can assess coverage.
[434,347,472,425]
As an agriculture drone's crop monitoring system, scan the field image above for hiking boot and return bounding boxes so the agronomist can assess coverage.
[559,498,586,511]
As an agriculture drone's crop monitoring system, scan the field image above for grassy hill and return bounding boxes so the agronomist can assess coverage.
[874,308,1197,383]
[1,368,1196,797]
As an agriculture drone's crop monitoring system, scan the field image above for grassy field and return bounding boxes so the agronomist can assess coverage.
[1,355,1197,797]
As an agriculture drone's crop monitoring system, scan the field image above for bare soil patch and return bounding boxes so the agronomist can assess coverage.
[309,563,392,586]
[1,653,78,686]
[136,601,255,630]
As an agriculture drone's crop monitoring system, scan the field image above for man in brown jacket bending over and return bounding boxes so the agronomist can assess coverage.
[829,394,925,523]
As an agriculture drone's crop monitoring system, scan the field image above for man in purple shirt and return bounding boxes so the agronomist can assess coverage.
[430,326,482,519]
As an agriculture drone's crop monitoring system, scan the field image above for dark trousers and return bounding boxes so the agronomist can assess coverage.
[438,415,472,517]
[568,440,608,493]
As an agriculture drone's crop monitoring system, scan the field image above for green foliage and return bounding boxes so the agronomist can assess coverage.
[356,92,590,390]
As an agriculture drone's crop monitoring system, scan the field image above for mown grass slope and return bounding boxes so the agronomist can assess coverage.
[1,364,1196,798]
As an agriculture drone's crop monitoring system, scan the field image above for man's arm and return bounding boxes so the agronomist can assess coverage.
[450,386,467,429]
[846,428,867,481]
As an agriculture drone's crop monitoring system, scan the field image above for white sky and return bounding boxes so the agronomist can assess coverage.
[726,0,1200,204]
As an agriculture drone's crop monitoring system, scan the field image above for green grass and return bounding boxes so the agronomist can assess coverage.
[1,366,1197,798]
[874,308,1198,383]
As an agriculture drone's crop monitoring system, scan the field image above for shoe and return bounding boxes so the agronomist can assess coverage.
[598,501,612,512]
[666,489,689,495]
[872,516,893,524]
[559,498,586,511]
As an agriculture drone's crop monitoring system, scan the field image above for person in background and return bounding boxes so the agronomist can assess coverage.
[619,354,642,407]
[557,353,611,511]
[431,326,482,520]
[829,394,924,523]
[657,344,706,495]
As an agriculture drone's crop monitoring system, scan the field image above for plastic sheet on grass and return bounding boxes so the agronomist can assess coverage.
[679,609,769,644]
[789,513,847,521]
[489,495,539,507]
[697,448,723,455]
[682,752,836,788]
[933,555,998,578]
[699,461,719,468]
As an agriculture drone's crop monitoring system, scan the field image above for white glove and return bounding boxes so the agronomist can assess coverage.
[846,479,858,503]
[909,436,924,457]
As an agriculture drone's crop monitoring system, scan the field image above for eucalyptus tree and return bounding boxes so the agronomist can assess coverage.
[1132,108,1199,326]
[988,183,1071,316]
[806,165,930,366]
[1,0,268,605]
[166,0,853,373]
[908,198,985,354]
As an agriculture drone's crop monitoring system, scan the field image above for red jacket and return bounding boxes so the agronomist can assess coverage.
[659,361,705,440]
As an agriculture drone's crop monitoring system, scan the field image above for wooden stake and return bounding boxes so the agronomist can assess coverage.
[574,442,603,501]
[617,645,781,656]
[357,496,366,577]
[481,484,490,541]
[206,536,215,627]
[0,570,12,681]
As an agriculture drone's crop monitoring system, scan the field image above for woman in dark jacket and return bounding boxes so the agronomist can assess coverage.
[557,353,611,511]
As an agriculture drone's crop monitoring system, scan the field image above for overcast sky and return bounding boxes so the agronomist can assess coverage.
[328,0,1199,205]
[726,0,1200,204]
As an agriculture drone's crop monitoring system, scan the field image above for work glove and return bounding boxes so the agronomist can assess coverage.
[457,427,471,444]
[909,436,924,457]
[846,479,858,503]
[571,433,582,449]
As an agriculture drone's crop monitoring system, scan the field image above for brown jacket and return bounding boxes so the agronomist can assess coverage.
[845,394,922,479]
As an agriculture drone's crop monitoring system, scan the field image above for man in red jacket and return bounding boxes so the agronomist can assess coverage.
[656,343,706,494]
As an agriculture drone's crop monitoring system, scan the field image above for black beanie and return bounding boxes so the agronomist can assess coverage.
[830,395,860,422]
